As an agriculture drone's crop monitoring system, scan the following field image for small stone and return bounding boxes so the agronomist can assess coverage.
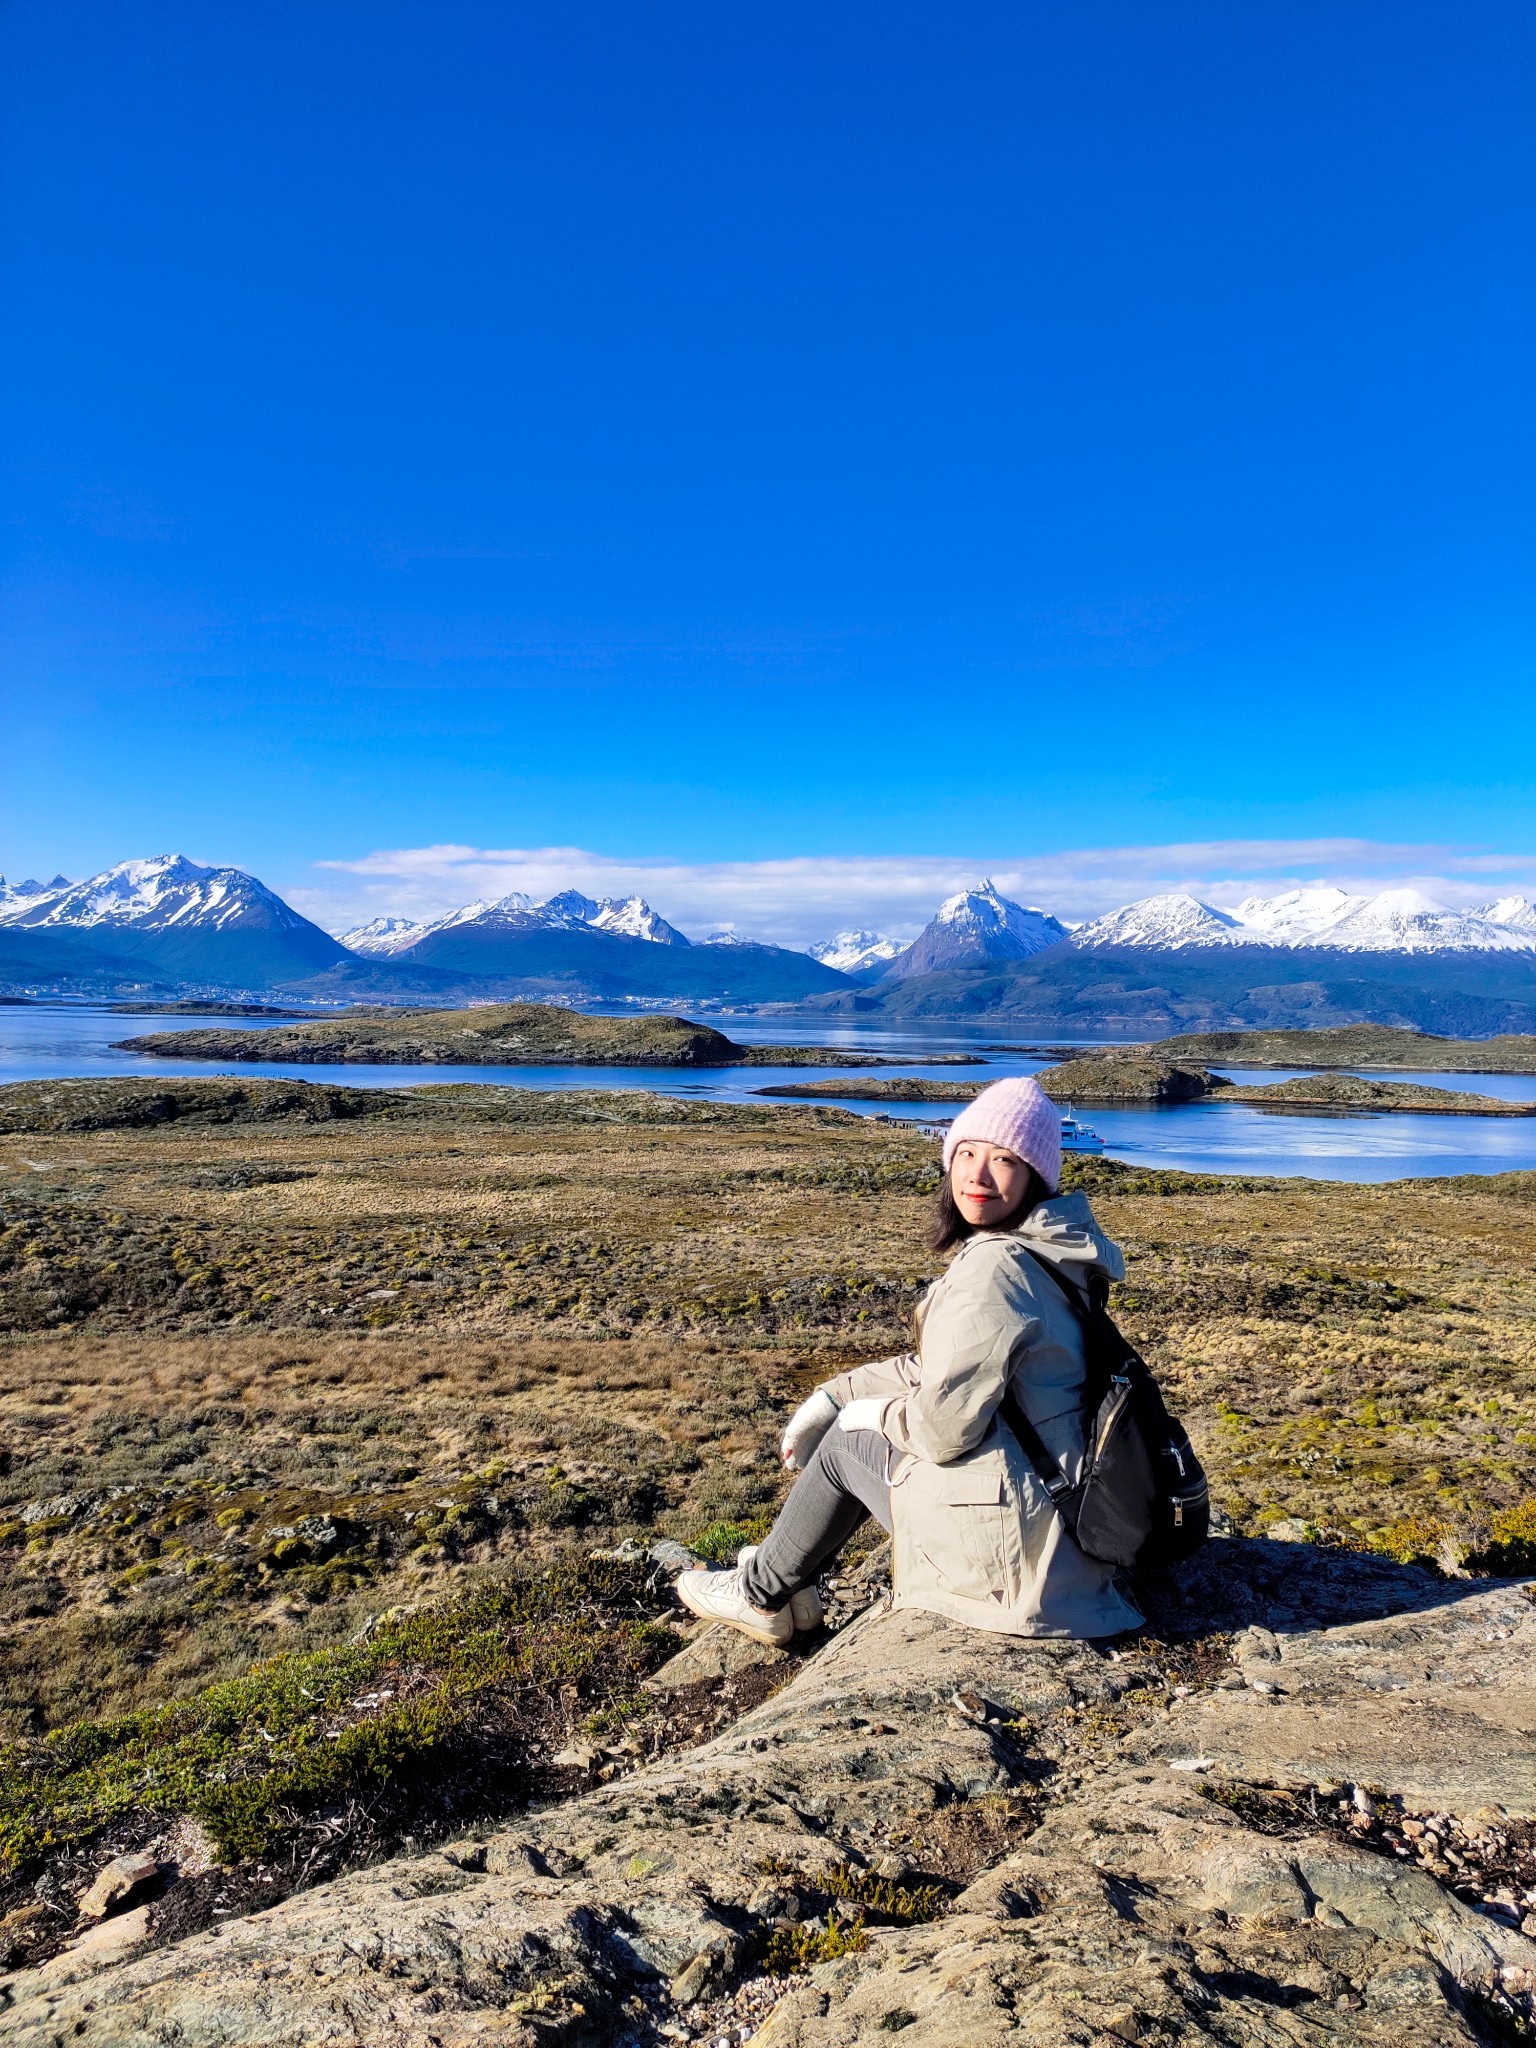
[950,1689,997,1724]
[649,1538,705,1574]
[65,1903,152,1960]
[874,1854,910,1882]
[78,1850,160,1920]
[1216,1672,1246,1691]
[550,1742,600,1770]
[671,1950,717,2005]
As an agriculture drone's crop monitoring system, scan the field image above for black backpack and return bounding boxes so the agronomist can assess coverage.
[998,1252,1209,1569]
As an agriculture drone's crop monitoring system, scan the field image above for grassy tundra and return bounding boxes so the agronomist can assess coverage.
[2,1076,1534,1966]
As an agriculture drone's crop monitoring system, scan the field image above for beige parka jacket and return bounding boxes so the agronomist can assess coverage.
[824,1190,1144,1639]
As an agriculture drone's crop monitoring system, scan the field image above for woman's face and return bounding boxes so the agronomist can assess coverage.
[950,1139,1034,1230]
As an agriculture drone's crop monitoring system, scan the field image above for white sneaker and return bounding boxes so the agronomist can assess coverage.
[675,1567,793,1647]
[737,1546,824,1633]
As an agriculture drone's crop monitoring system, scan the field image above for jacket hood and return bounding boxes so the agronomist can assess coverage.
[995,1188,1125,1285]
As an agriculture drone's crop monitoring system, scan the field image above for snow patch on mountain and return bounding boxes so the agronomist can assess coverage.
[809,928,904,973]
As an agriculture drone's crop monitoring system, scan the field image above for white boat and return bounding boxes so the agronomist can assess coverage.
[1060,1108,1104,1155]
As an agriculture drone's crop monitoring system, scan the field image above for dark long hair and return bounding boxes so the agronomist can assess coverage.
[928,1167,1049,1255]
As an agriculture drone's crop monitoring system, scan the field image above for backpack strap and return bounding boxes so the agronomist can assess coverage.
[994,1248,1100,1506]
[997,1385,1073,1504]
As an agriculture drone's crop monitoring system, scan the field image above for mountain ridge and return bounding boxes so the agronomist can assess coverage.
[7,855,1536,1020]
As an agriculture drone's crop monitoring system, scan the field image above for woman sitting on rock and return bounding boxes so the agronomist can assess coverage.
[676,1075,1143,1644]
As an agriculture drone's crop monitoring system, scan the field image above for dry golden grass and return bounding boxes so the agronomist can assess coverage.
[3,1079,1535,1736]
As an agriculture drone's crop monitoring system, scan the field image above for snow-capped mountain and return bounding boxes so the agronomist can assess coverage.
[587,895,688,945]
[0,855,317,938]
[0,855,348,985]
[336,915,430,956]
[1475,895,1536,936]
[535,889,686,945]
[809,929,904,974]
[1070,886,1536,954]
[882,883,1069,980]
[0,874,72,918]
[1228,886,1362,941]
[696,927,751,947]
[1307,888,1536,954]
[1072,893,1243,951]
[346,888,692,956]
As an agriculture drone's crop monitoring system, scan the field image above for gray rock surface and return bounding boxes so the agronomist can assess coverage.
[3,1541,1533,2046]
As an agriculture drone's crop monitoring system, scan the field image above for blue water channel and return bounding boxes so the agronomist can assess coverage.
[3,1002,1535,1183]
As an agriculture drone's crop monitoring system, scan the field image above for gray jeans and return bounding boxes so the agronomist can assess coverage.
[739,1427,895,1612]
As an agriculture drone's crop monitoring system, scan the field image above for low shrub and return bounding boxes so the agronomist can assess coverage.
[1467,1499,1536,1577]
[0,1553,676,1879]
[687,1514,773,1564]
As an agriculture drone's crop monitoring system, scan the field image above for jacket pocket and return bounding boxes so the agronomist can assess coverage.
[900,1454,1015,1603]
[924,1462,1006,1506]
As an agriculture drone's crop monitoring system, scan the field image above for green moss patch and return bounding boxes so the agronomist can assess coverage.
[0,1554,676,1885]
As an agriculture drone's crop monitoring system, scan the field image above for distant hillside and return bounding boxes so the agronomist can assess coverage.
[0,927,179,994]
[385,924,847,1003]
[799,944,1536,1036]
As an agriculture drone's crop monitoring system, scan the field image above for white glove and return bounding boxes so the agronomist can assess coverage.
[781,1387,840,1471]
[836,1397,888,1437]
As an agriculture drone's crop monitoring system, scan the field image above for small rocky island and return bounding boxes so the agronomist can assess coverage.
[760,1054,1226,1105]
[1153,1023,1536,1073]
[1226,1073,1534,1116]
[113,1004,972,1070]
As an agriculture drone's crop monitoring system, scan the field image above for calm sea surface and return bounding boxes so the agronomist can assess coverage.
[3,1003,1535,1184]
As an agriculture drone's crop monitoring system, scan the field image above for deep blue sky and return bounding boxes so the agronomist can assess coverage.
[3,1,1533,924]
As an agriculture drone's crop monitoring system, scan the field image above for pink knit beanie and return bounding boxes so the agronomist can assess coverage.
[941,1075,1062,1194]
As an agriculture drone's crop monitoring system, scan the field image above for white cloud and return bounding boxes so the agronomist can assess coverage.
[286,838,1536,946]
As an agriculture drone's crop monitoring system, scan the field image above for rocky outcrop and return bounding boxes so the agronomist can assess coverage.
[4,1540,1533,2046]
[1035,1054,1227,1103]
